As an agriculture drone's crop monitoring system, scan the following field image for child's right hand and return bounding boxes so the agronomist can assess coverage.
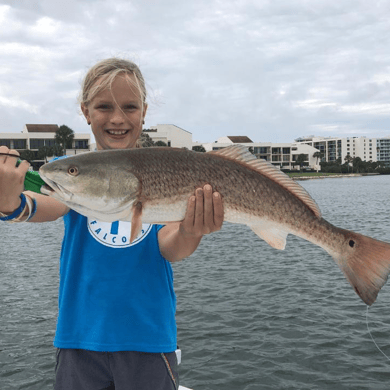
[0,146,30,213]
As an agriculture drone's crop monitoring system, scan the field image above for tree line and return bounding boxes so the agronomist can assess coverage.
[317,153,390,174]
[21,127,390,175]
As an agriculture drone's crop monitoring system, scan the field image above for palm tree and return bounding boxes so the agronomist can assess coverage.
[344,155,353,173]
[313,151,323,172]
[295,154,307,172]
[352,157,363,173]
[55,125,75,153]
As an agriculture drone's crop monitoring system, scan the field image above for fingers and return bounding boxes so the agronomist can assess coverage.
[203,185,214,232]
[194,187,205,233]
[0,146,30,172]
[0,146,20,164]
[212,191,224,229]
[182,184,223,238]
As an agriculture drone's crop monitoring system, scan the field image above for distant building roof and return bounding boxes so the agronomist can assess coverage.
[25,124,59,133]
[227,136,253,143]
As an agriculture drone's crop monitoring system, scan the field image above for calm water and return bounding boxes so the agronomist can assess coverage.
[1,175,390,390]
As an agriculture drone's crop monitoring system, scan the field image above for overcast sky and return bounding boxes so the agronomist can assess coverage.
[1,0,390,144]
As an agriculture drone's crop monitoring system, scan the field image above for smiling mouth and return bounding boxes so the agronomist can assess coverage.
[106,129,130,136]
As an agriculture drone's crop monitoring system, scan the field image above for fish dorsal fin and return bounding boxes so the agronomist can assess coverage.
[209,144,258,163]
[210,145,321,218]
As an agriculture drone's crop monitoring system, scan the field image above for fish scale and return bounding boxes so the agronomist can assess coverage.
[39,145,390,306]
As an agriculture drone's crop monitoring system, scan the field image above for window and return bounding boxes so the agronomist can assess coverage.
[13,139,26,149]
[45,139,55,147]
[30,139,45,149]
[0,139,11,147]
[254,147,268,154]
[74,140,89,149]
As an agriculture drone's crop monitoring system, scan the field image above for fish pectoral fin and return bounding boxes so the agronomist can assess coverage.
[250,225,288,250]
[130,202,143,243]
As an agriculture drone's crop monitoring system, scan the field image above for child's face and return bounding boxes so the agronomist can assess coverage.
[82,74,147,150]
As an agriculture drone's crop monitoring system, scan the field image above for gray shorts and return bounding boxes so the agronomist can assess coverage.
[54,349,179,390]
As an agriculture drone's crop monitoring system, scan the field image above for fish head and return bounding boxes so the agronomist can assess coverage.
[39,151,140,221]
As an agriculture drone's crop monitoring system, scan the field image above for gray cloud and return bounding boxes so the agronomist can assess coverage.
[0,0,389,143]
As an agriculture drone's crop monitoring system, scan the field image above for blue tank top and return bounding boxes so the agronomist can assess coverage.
[54,210,177,352]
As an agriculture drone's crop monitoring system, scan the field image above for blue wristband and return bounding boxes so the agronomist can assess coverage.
[0,193,27,221]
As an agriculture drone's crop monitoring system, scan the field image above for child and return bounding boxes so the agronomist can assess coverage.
[0,58,224,390]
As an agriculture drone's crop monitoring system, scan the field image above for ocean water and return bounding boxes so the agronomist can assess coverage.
[1,175,390,390]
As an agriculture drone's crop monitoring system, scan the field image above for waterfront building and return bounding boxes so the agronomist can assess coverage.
[196,136,320,171]
[143,124,192,149]
[0,124,91,168]
[0,124,90,155]
[377,137,390,165]
[295,135,390,165]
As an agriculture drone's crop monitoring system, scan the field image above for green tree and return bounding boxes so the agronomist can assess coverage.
[19,149,36,163]
[37,146,54,163]
[155,141,167,147]
[140,132,155,147]
[344,155,353,173]
[295,154,307,171]
[55,125,75,152]
[192,145,206,153]
[352,157,363,173]
[52,144,64,157]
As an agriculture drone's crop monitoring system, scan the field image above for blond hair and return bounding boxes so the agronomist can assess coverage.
[80,57,147,106]
[80,58,147,148]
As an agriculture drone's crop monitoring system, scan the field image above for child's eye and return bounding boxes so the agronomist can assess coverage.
[97,104,110,110]
[124,105,137,111]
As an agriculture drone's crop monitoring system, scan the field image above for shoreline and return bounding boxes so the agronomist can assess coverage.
[291,173,380,181]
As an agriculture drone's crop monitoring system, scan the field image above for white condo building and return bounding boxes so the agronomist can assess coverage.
[196,136,320,170]
[295,135,390,165]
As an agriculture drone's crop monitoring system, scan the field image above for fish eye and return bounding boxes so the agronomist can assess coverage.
[68,166,79,176]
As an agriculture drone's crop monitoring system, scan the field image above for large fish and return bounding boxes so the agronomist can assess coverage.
[39,145,390,305]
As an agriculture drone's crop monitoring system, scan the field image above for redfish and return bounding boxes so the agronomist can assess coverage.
[39,145,390,305]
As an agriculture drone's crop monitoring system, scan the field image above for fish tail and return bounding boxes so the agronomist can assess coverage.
[332,230,390,306]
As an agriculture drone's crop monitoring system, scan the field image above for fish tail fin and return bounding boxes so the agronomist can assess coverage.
[332,230,390,306]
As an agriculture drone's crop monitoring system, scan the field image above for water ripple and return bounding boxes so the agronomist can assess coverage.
[1,175,390,389]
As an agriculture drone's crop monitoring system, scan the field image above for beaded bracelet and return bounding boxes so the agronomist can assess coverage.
[26,196,37,222]
[0,193,27,221]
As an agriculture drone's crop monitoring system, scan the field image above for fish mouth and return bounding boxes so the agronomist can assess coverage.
[40,177,73,200]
